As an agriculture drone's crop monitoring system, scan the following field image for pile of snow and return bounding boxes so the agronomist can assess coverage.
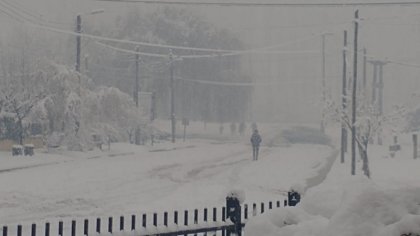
[245,176,420,236]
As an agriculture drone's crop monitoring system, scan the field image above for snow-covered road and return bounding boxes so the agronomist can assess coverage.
[0,130,334,228]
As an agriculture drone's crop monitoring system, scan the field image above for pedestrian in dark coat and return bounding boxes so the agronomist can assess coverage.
[250,129,262,160]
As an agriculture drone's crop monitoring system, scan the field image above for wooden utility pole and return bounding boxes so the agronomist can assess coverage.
[341,30,348,164]
[170,50,176,143]
[363,48,367,91]
[320,33,332,134]
[378,63,385,115]
[371,62,378,105]
[321,34,327,134]
[135,46,140,107]
[75,15,81,73]
[134,46,140,145]
[369,60,387,145]
[351,10,359,176]
[413,134,418,159]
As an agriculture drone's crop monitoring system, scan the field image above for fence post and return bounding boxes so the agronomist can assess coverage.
[153,213,157,227]
[2,226,7,236]
[32,224,36,236]
[108,217,113,233]
[131,215,136,231]
[45,223,50,236]
[288,191,301,206]
[174,211,178,225]
[120,216,124,231]
[164,212,168,227]
[204,208,208,222]
[58,222,63,236]
[222,207,226,222]
[184,211,188,226]
[84,219,88,236]
[244,204,248,220]
[194,209,198,224]
[71,221,76,236]
[96,218,101,234]
[142,214,146,228]
[226,196,242,236]
[413,134,417,159]
[213,208,217,222]
[17,225,22,236]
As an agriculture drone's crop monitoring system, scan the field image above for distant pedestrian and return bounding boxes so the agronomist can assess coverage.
[239,122,246,136]
[250,129,262,161]
[106,135,111,151]
[219,124,224,134]
[251,122,258,131]
[230,122,236,135]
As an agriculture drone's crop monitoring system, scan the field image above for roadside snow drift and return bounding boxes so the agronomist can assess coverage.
[245,176,420,236]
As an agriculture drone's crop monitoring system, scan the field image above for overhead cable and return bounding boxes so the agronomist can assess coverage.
[27,22,324,54]
[96,41,321,59]
[96,0,420,7]
[27,22,238,53]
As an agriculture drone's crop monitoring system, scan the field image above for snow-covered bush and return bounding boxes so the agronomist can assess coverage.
[0,62,150,151]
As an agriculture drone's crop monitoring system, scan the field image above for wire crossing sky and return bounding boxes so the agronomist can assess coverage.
[96,0,420,7]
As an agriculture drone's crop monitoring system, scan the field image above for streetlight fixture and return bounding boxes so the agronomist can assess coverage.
[75,9,105,72]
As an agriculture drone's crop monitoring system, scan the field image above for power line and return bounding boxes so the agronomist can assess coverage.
[97,0,420,7]
[344,48,420,69]
[0,0,42,22]
[96,41,321,59]
[25,21,325,58]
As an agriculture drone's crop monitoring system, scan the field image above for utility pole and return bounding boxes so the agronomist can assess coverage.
[321,34,327,134]
[341,30,348,164]
[363,48,367,91]
[170,50,176,143]
[135,46,140,107]
[371,61,378,105]
[84,54,89,76]
[377,61,387,145]
[75,14,81,72]
[321,34,326,134]
[378,62,386,115]
[351,10,359,176]
[134,46,141,145]
[368,60,388,115]
[369,59,388,145]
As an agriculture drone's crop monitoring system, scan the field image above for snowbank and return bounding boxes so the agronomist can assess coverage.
[245,177,420,236]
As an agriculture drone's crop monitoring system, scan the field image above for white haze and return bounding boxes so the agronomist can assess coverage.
[1,0,420,124]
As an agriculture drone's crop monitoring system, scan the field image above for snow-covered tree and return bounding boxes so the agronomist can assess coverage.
[0,71,46,144]
[326,94,384,178]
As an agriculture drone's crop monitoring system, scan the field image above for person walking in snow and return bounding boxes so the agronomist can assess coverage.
[250,129,262,161]
[239,122,246,136]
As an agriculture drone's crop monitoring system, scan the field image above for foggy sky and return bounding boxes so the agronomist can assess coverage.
[1,0,420,123]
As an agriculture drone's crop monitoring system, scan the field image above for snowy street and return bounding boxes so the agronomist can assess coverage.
[0,124,334,227]
[1,1,420,235]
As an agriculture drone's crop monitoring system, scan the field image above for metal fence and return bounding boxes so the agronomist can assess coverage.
[1,198,291,236]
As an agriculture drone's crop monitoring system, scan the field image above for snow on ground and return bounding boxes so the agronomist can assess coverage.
[0,122,335,234]
[245,129,420,236]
